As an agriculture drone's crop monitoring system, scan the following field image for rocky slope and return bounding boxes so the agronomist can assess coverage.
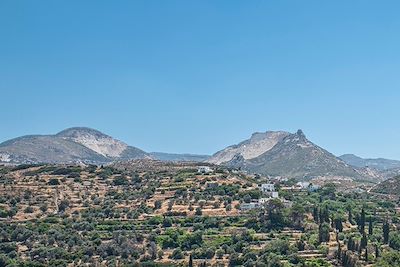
[378,167,400,180]
[372,175,400,195]
[56,127,129,158]
[209,130,375,181]
[0,127,149,164]
[339,154,400,171]
[208,131,289,164]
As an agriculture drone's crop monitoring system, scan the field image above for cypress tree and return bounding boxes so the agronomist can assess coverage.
[360,231,367,249]
[360,208,365,233]
[335,217,343,232]
[365,247,368,262]
[319,208,324,224]
[368,217,373,235]
[347,236,353,251]
[319,207,330,223]
[348,209,353,224]
[319,223,330,243]
[325,208,330,223]
[341,251,347,266]
[189,254,193,267]
[313,206,319,223]
[375,244,379,258]
[383,221,390,244]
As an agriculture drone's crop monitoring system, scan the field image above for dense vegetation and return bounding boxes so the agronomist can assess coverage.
[0,162,400,266]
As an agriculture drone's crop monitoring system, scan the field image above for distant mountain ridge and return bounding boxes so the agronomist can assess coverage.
[0,127,149,164]
[339,154,400,171]
[0,127,210,165]
[150,152,210,162]
[0,127,395,183]
[208,130,376,181]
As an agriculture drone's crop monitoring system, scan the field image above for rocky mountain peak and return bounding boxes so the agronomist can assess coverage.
[57,127,128,158]
[296,129,306,138]
[56,127,110,138]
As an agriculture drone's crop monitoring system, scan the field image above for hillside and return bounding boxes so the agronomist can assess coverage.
[0,127,149,164]
[372,175,400,195]
[210,130,374,181]
[208,131,289,165]
[0,161,397,266]
[0,135,108,164]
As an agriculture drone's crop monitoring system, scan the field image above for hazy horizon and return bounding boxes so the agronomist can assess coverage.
[1,1,400,159]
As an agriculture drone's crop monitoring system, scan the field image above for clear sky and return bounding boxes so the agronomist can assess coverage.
[0,1,399,159]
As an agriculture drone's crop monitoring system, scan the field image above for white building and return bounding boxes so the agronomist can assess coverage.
[269,191,279,198]
[259,183,275,193]
[295,182,320,192]
[296,182,310,189]
[197,166,213,174]
[259,183,279,198]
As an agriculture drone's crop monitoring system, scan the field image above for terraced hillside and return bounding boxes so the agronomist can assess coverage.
[0,161,399,266]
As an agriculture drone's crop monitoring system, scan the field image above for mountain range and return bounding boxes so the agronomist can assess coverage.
[339,154,400,171]
[1,127,398,182]
[0,127,212,165]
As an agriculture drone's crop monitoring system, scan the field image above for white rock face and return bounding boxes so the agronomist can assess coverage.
[57,128,128,158]
[68,134,128,158]
[207,131,289,165]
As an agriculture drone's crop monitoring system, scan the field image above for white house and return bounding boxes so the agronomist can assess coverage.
[296,182,310,189]
[259,183,275,193]
[197,166,213,174]
[295,182,320,192]
[259,183,279,199]
[270,191,279,198]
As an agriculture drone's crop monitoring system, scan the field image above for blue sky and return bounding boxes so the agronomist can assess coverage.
[0,1,399,159]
